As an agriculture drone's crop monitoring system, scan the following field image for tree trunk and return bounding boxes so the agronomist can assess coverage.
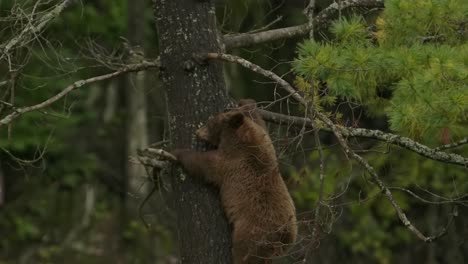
[153,0,232,263]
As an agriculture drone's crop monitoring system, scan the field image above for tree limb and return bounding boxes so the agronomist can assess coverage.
[435,138,468,151]
[341,128,468,167]
[203,53,306,104]
[258,109,468,167]
[224,24,310,50]
[140,147,177,161]
[223,0,384,49]
[0,59,160,127]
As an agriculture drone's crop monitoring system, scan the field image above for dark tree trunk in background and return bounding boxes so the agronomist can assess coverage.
[0,159,4,207]
[126,0,148,194]
[153,0,232,262]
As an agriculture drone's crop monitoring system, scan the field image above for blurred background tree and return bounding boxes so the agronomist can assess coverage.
[0,0,466,263]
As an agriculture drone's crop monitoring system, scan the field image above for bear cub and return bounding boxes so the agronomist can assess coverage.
[172,99,297,264]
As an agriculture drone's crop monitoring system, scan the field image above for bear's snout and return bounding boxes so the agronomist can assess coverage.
[195,127,209,141]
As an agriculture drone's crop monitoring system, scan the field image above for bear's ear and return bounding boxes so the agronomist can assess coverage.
[238,99,257,111]
[227,112,244,128]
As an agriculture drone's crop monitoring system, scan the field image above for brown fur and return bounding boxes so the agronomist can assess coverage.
[237,99,267,131]
[172,100,297,264]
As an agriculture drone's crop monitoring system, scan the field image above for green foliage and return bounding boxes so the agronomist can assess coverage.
[330,16,368,45]
[1,0,466,263]
[378,0,466,46]
[13,216,40,240]
[290,150,404,263]
[291,1,468,262]
[57,0,127,44]
[0,0,146,262]
[293,0,467,140]
[291,145,468,263]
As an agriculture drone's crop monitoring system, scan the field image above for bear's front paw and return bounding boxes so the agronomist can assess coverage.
[170,149,190,161]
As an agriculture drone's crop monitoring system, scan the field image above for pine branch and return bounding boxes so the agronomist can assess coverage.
[0,59,160,127]
[223,0,384,49]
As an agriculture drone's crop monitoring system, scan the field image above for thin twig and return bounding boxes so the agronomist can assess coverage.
[311,113,325,247]
[0,0,75,60]
[315,107,442,243]
[8,70,18,139]
[434,138,468,151]
[389,187,468,206]
[304,0,326,251]
[248,16,283,34]
[203,53,306,105]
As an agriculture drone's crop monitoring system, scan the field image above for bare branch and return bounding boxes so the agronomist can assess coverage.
[141,147,177,161]
[203,53,306,105]
[224,24,309,50]
[258,109,468,167]
[340,144,448,243]
[435,138,468,151]
[342,128,468,167]
[0,59,160,127]
[0,0,75,60]
[129,156,167,169]
[312,101,445,243]
[205,52,458,243]
[389,187,468,206]
[223,0,384,49]
[304,0,316,39]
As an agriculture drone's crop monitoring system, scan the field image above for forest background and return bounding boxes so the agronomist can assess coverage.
[0,0,466,263]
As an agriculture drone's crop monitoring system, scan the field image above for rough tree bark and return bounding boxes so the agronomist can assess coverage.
[153,0,232,263]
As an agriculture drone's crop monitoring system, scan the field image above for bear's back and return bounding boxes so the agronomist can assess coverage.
[215,115,297,252]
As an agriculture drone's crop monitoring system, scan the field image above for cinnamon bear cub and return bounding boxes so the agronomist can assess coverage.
[172,100,297,264]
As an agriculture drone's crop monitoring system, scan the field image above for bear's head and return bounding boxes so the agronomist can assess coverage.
[196,99,267,148]
[195,110,245,147]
